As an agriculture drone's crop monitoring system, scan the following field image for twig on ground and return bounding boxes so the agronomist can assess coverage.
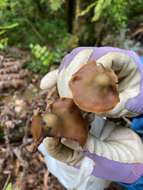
[43,170,49,190]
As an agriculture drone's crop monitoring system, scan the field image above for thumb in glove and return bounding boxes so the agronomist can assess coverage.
[43,137,83,165]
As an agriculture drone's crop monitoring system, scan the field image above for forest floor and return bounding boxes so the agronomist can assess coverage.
[0,49,124,190]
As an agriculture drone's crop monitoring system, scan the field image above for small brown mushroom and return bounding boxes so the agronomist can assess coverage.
[31,114,44,151]
[31,114,43,142]
[31,98,89,148]
[31,113,60,151]
[44,98,89,146]
[69,60,120,113]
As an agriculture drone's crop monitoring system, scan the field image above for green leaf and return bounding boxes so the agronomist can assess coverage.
[92,0,111,22]
[78,1,96,16]
[49,0,62,11]
[0,0,6,7]
[0,37,8,49]
[5,183,12,190]
[0,30,6,35]
[0,23,19,30]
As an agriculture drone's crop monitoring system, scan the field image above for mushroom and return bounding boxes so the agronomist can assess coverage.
[69,60,120,113]
[31,114,44,151]
[44,98,89,146]
[31,98,89,148]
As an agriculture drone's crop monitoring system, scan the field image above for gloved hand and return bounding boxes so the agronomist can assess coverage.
[38,135,109,190]
[40,47,143,118]
[39,115,143,185]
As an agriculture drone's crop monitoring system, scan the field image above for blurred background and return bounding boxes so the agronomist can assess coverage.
[0,0,143,189]
[0,0,143,74]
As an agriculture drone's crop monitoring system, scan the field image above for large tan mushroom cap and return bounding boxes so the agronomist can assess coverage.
[69,61,120,113]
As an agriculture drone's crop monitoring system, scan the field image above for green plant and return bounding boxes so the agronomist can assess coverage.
[28,32,79,74]
[28,43,65,74]
[79,0,128,31]
[0,0,68,48]
[28,44,53,74]
[106,0,128,30]
[48,0,63,11]
[1,0,142,56]
[0,23,18,49]
[30,44,54,66]
[5,183,12,190]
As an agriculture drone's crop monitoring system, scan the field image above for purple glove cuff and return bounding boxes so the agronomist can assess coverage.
[83,150,143,184]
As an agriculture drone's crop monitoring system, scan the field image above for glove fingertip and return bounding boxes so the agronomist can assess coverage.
[40,69,58,89]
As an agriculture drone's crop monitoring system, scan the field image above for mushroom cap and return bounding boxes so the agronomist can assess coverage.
[50,98,88,146]
[69,61,120,113]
